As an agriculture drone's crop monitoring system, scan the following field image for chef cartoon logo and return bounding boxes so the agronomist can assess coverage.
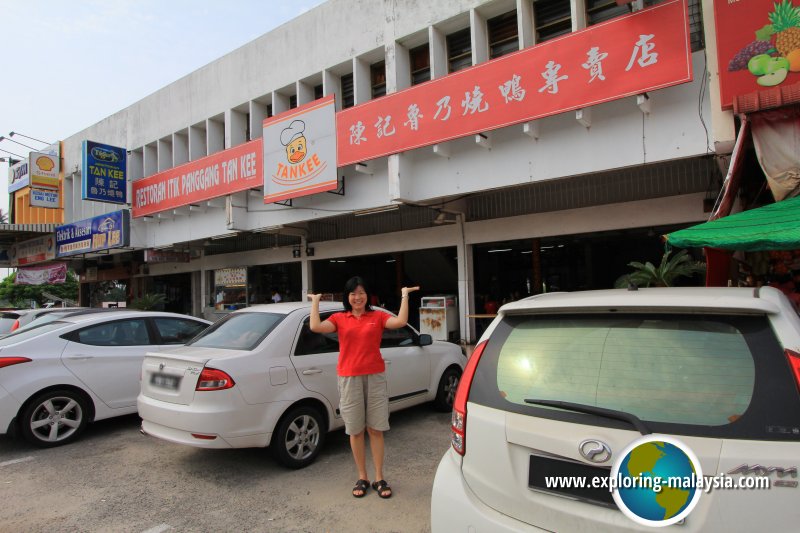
[270,118,327,186]
[281,120,308,164]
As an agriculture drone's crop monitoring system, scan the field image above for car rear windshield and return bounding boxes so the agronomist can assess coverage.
[470,313,800,440]
[187,312,283,350]
[0,321,70,345]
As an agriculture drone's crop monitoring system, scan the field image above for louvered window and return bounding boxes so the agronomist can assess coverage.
[447,28,472,72]
[489,11,519,58]
[534,0,571,43]
[586,0,628,25]
[410,43,430,85]
[371,61,386,98]
[341,73,354,108]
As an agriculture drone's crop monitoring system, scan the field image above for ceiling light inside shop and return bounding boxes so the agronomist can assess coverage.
[487,248,512,253]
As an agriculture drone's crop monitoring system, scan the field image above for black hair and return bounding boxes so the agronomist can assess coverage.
[342,276,373,312]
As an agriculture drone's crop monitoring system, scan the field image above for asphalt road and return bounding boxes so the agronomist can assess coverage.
[0,404,453,533]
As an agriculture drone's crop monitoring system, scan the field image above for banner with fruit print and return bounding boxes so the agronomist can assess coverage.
[715,0,800,109]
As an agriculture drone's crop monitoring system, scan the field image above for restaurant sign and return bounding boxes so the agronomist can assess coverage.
[336,0,692,166]
[263,95,338,203]
[55,210,130,258]
[82,141,127,204]
[132,139,262,218]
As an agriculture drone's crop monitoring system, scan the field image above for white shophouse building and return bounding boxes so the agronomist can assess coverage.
[56,0,734,342]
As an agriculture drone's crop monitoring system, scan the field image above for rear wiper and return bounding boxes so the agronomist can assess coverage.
[524,399,651,435]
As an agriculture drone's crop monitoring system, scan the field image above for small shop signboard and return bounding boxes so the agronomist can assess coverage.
[9,235,56,267]
[82,141,127,204]
[30,188,60,208]
[714,0,800,109]
[55,210,130,258]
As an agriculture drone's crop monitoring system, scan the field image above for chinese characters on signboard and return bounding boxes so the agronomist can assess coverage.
[55,210,130,258]
[82,141,127,204]
[263,95,338,203]
[336,0,691,166]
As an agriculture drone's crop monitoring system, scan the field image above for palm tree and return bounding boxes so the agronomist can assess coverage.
[130,293,167,310]
[0,208,7,224]
[615,249,706,288]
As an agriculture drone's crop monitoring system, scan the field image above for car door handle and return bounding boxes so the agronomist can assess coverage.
[302,369,323,375]
[384,360,392,365]
[66,355,95,360]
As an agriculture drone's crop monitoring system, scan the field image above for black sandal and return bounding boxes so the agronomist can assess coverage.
[371,479,392,499]
[352,479,370,498]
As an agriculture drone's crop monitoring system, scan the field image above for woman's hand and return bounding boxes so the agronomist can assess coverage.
[307,292,322,303]
[401,286,420,298]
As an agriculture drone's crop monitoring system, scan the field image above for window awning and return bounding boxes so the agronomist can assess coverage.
[664,194,800,252]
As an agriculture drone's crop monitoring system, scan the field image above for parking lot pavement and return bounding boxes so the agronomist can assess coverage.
[0,404,452,532]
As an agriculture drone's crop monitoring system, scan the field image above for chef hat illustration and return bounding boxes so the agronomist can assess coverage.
[280,120,306,146]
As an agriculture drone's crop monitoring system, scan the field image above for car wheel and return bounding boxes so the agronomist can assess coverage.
[433,367,461,412]
[270,406,326,469]
[19,389,90,447]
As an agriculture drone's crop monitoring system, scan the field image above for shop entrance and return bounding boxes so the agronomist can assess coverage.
[472,224,698,313]
[153,273,192,314]
[247,263,302,304]
[311,247,458,330]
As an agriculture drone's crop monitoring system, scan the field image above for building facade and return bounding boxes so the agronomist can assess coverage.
[17,0,743,341]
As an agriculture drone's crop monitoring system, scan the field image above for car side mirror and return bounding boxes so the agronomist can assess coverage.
[418,333,433,346]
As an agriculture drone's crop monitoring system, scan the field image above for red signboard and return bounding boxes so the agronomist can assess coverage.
[714,0,800,110]
[336,0,691,166]
[132,139,263,217]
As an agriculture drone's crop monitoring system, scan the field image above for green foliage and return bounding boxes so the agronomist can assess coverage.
[0,270,79,307]
[129,293,167,310]
[614,250,706,289]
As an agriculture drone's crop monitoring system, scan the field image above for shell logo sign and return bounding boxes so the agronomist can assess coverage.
[30,151,60,190]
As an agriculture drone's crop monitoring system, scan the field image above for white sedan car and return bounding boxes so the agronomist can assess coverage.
[0,310,210,447]
[138,301,465,468]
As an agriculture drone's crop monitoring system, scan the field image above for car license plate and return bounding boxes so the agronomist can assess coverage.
[528,454,615,507]
[150,373,181,390]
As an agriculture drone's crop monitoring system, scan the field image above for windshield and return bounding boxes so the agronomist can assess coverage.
[187,312,283,350]
[15,312,76,333]
[0,321,71,346]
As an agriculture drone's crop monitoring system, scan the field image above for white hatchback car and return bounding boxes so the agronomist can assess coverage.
[432,286,800,532]
[138,301,465,468]
[0,310,210,447]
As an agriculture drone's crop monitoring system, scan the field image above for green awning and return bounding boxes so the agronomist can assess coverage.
[664,195,800,251]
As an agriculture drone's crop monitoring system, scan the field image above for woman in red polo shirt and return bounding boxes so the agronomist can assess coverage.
[308,276,419,499]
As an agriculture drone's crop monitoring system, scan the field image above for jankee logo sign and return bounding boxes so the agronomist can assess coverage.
[263,95,337,203]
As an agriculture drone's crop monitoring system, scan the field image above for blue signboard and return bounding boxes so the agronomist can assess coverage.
[55,210,130,258]
[82,140,127,204]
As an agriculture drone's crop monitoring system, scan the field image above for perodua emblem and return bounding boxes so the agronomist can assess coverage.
[159,363,165,371]
[579,439,612,463]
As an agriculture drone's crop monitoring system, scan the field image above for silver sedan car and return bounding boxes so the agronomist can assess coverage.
[139,301,465,468]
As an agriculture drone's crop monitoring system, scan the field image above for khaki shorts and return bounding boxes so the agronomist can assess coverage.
[338,373,390,435]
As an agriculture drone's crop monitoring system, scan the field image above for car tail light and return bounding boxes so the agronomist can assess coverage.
[0,357,31,369]
[9,320,20,332]
[786,349,800,393]
[195,367,235,391]
[451,341,487,456]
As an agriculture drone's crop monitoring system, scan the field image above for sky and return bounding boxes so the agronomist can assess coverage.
[0,0,327,216]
